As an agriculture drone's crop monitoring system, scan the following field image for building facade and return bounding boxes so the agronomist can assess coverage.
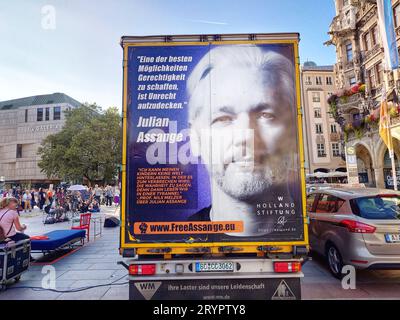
[301,62,347,174]
[0,93,81,188]
[327,0,400,188]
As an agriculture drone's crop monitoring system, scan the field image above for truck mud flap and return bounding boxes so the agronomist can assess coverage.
[130,277,301,300]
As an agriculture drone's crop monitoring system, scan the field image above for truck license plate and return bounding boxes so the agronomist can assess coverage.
[385,234,400,243]
[195,262,234,272]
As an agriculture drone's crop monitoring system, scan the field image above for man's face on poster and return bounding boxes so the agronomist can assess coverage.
[189,51,296,202]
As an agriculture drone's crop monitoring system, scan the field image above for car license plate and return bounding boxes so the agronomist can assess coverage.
[195,262,234,272]
[385,234,400,243]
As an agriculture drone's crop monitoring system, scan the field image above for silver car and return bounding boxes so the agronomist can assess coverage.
[307,187,400,278]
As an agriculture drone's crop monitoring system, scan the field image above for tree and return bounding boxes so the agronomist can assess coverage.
[38,103,122,186]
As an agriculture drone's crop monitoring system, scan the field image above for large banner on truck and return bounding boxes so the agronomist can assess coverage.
[122,40,305,245]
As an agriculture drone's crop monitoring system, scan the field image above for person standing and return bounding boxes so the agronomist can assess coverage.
[22,190,32,213]
[38,188,46,211]
[30,189,36,209]
[94,184,102,206]
[47,188,53,205]
[105,185,113,207]
[114,188,120,207]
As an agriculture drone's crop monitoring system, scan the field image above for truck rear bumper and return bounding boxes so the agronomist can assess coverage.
[129,273,303,300]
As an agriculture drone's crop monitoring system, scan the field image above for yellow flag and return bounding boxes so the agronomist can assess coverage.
[379,100,393,152]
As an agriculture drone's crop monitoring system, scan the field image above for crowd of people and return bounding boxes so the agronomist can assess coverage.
[0,184,120,217]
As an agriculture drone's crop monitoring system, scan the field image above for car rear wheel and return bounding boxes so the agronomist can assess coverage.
[326,243,344,279]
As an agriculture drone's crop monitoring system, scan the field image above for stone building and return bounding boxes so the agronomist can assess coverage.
[0,93,81,188]
[301,62,347,175]
[326,0,400,188]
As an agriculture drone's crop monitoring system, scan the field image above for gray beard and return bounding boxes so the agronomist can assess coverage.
[213,160,290,202]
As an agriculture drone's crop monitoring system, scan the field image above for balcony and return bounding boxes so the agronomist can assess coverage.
[360,44,381,64]
[344,61,354,71]
[337,92,365,112]
[330,133,341,142]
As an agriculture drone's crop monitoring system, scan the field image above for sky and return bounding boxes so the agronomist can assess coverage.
[0,0,337,110]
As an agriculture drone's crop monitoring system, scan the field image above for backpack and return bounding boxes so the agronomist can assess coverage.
[0,210,13,242]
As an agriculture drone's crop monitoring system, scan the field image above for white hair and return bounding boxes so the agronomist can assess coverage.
[187,45,295,122]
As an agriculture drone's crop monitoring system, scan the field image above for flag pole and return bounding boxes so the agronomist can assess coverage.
[377,0,400,189]
[388,100,398,190]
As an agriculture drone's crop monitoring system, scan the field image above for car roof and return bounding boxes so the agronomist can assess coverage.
[308,187,400,200]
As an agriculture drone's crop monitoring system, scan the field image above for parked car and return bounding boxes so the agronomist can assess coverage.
[307,187,400,278]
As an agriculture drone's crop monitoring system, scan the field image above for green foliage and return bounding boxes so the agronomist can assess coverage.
[38,103,122,185]
[344,131,348,143]
[354,128,363,139]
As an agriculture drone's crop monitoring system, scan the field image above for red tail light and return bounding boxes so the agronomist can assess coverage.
[340,220,376,234]
[129,264,156,275]
[274,262,302,273]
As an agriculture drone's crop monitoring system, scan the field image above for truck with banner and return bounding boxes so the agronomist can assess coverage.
[119,33,309,300]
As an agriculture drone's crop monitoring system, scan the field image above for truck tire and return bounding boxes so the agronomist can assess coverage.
[326,243,344,279]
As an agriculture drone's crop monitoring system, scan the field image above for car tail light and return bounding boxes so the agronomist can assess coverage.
[129,264,156,275]
[340,220,376,234]
[274,262,301,273]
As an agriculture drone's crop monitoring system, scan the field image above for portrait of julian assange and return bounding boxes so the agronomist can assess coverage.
[186,44,303,240]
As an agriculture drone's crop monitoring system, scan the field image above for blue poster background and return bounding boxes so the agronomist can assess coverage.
[125,43,304,242]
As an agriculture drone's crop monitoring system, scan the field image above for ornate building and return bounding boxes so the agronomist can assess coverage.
[301,62,347,174]
[326,0,400,188]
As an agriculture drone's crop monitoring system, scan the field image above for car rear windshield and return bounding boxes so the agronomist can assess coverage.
[351,196,400,220]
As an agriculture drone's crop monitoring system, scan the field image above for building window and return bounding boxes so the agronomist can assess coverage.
[345,42,353,62]
[25,109,28,123]
[314,108,322,118]
[349,77,356,85]
[332,143,340,157]
[343,0,349,6]
[312,92,321,102]
[53,106,61,120]
[45,107,50,121]
[317,144,326,157]
[37,108,43,121]
[371,25,378,45]
[16,144,22,159]
[394,5,400,28]
[331,124,337,133]
[363,32,371,51]
[376,62,383,85]
[316,77,322,85]
[326,77,333,85]
[306,76,312,85]
[367,68,376,89]
[316,124,323,134]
